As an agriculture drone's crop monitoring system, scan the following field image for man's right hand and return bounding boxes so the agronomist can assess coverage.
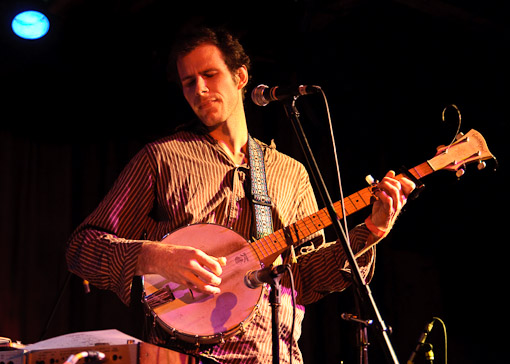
[136,242,227,295]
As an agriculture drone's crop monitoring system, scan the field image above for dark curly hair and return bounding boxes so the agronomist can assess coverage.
[170,26,251,84]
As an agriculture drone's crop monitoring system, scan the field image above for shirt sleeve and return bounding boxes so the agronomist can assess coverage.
[65,147,157,305]
[291,224,375,305]
[287,165,376,306]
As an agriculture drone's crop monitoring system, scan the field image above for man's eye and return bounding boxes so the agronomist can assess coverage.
[182,79,195,88]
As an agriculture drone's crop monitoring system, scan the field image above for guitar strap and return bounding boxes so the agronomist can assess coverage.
[247,135,274,239]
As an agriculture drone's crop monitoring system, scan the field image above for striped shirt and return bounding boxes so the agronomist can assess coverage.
[66,126,375,364]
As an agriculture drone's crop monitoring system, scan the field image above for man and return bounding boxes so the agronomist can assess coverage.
[66,27,415,363]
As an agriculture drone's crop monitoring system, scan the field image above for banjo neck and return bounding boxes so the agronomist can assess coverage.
[252,161,435,266]
[253,128,495,266]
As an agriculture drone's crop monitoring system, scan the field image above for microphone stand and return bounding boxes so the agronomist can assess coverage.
[270,276,282,364]
[341,292,379,364]
[282,99,399,364]
[268,266,285,364]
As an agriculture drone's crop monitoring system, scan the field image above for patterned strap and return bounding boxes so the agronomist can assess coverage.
[248,135,274,239]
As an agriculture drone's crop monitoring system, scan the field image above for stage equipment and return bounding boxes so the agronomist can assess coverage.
[251,84,321,106]
[11,10,50,40]
[0,348,24,364]
[245,264,294,364]
[341,312,373,364]
[407,319,435,364]
[244,265,288,289]
[0,329,191,364]
[253,264,292,364]
[408,317,447,364]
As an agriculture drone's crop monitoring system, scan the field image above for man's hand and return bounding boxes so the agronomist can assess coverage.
[136,242,227,295]
[368,170,416,238]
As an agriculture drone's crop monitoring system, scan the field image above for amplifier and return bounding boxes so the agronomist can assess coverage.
[26,343,137,364]
[1,330,190,364]
[0,349,24,364]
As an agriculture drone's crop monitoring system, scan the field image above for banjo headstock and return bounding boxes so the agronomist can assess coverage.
[428,129,496,177]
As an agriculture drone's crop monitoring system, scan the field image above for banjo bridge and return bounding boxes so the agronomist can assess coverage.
[144,285,175,308]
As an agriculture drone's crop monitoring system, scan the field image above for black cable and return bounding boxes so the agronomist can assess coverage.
[39,271,72,341]
[319,88,351,243]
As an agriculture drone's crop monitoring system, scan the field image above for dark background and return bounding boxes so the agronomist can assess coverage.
[1,1,508,363]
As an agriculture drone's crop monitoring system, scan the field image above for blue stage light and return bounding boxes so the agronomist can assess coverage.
[12,10,50,40]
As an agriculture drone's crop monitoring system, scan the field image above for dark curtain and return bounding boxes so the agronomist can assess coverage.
[0,132,145,343]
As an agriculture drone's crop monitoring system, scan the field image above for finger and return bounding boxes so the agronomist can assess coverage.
[189,259,222,286]
[374,188,393,211]
[384,170,396,179]
[384,170,416,199]
[215,256,227,267]
[400,177,416,197]
[381,172,415,208]
[184,273,221,295]
[194,249,224,277]
[380,174,402,193]
[378,179,402,211]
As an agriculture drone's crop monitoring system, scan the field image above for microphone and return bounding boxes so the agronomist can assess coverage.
[407,319,435,364]
[423,343,435,362]
[251,84,321,106]
[244,264,289,289]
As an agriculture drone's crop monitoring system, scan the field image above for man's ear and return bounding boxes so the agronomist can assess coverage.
[236,65,249,90]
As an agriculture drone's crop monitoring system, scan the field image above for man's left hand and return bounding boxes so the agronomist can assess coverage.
[368,170,416,237]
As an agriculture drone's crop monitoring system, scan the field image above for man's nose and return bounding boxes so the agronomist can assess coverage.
[195,76,208,95]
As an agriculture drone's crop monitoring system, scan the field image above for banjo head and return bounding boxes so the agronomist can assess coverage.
[143,223,263,344]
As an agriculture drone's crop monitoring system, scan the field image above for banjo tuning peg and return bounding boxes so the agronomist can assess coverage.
[477,160,487,170]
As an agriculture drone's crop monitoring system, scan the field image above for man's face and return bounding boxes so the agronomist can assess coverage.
[177,44,246,129]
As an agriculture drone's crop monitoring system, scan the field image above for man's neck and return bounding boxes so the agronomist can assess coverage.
[208,119,248,165]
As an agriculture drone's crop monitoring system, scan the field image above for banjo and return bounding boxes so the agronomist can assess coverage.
[142,129,494,346]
